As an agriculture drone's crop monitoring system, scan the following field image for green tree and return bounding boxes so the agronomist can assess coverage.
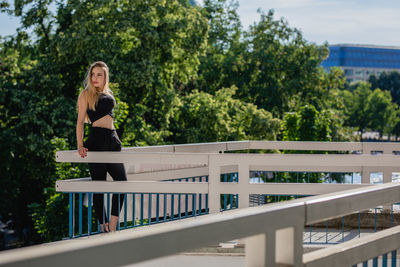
[0,0,354,245]
[238,10,342,116]
[192,0,244,94]
[0,35,75,243]
[1,0,209,244]
[193,4,346,119]
[342,82,399,138]
[282,105,332,142]
[8,0,209,143]
[366,88,398,138]
[281,105,338,183]
[343,82,372,136]
[369,71,400,106]
[29,137,89,242]
[169,86,281,143]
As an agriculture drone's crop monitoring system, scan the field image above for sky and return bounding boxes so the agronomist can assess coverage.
[1,0,400,47]
[230,0,400,47]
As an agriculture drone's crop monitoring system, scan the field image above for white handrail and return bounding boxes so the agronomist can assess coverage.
[46,141,400,266]
[56,179,370,195]
[56,180,209,194]
[2,183,400,267]
[119,140,400,154]
[55,144,400,217]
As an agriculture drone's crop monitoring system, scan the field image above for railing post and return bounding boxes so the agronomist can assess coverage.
[361,169,370,184]
[245,232,275,266]
[69,192,73,238]
[238,162,250,209]
[78,193,82,236]
[383,168,393,211]
[276,225,304,267]
[245,225,304,267]
[88,193,92,235]
[383,168,392,183]
[208,154,222,213]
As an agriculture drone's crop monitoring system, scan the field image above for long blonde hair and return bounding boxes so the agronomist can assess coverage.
[84,61,112,111]
[77,61,115,123]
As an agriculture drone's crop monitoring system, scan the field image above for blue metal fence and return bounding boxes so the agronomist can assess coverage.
[220,172,239,211]
[67,175,210,238]
[68,191,208,238]
[352,250,398,267]
[66,170,400,245]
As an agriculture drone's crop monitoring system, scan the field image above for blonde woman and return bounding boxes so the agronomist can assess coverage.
[76,61,126,232]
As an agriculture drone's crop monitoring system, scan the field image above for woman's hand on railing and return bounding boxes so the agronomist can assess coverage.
[77,147,88,158]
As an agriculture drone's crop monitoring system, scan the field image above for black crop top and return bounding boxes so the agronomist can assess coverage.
[87,93,115,123]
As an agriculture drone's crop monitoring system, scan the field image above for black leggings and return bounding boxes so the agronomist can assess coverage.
[84,127,127,224]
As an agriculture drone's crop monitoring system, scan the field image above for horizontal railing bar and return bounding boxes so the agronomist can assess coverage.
[128,165,235,181]
[126,165,234,181]
[62,141,400,156]
[174,142,228,153]
[217,183,371,195]
[56,151,400,170]
[362,142,400,154]
[123,141,245,153]
[304,182,400,224]
[0,201,305,267]
[127,167,209,181]
[127,165,366,182]
[2,183,400,267]
[250,165,363,172]
[217,154,400,168]
[55,151,210,165]
[245,183,371,195]
[303,225,400,267]
[248,141,363,151]
[120,141,400,153]
[55,181,209,194]
[122,145,175,152]
[56,178,370,195]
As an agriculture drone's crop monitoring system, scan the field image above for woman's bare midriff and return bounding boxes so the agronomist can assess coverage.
[91,115,114,129]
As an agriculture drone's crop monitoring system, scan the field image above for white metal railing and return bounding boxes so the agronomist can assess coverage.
[3,141,400,266]
[122,140,400,154]
[1,183,400,266]
[54,141,400,266]
[54,141,400,240]
[58,140,400,185]
[55,147,400,214]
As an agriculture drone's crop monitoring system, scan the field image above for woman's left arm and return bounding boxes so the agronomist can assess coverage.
[76,92,88,158]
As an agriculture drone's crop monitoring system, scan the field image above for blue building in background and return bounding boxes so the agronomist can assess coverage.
[322,44,400,82]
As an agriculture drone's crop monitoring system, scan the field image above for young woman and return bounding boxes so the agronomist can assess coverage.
[76,61,127,232]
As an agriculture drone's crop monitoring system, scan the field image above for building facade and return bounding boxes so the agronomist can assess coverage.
[322,44,400,82]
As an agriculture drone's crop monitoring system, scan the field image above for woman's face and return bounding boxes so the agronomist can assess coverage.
[91,66,105,89]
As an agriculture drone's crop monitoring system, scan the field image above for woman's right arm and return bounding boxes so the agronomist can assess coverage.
[76,92,88,158]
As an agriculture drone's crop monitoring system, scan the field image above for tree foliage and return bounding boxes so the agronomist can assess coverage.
[342,82,399,137]
[193,7,346,117]
[1,0,209,244]
[366,88,398,137]
[169,86,281,143]
[369,71,400,106]
[342,82,372,135]
[282,105,333,142]
[1,0,385,246]
[29,137,89,242]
